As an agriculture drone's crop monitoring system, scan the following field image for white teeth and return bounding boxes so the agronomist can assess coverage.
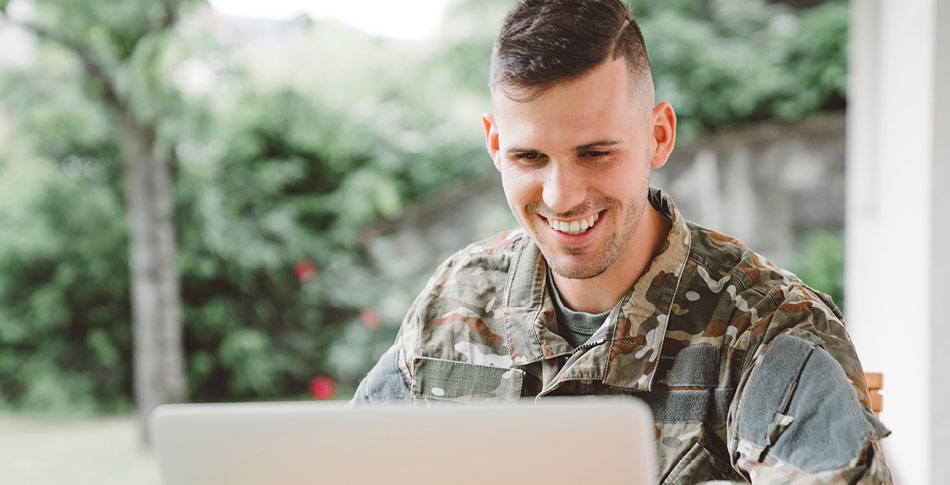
[548,212,600,235]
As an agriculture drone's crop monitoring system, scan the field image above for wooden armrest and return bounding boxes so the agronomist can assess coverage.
[862,372,883,415]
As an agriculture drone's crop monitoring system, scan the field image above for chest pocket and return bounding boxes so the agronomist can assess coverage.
[662,441,739,485]
[411,357,525,403]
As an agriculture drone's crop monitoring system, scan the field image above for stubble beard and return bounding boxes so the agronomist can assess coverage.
[542,194,646,280]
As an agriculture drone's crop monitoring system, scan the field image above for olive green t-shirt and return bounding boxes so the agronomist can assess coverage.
[547,269,610,348]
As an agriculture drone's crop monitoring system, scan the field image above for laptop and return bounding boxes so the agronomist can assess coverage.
[150,398,656,485]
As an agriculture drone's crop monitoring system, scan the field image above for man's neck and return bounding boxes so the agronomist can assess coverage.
[551,204,672,314]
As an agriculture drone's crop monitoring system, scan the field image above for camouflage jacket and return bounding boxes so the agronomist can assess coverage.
[353,188,892,484]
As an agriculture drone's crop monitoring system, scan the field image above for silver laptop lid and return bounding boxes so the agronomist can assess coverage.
[150,398,656,485]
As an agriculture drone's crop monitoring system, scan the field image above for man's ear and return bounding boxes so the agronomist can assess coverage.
[649,102,676,169]
[482,112,501,171]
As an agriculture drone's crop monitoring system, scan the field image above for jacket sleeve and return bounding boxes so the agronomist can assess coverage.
[348,344,413,406]
[725,286,892,484]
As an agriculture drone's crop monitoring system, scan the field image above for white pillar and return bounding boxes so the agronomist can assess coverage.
[846,1,949,483]
[929,0,950,474]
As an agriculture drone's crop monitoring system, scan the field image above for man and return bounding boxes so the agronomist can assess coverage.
[352,0,892,482]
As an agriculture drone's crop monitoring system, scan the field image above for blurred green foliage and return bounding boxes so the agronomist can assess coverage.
[0,0,848,411]
[638,0,848,139]
[0,169,131,412]
[791,229,846,313]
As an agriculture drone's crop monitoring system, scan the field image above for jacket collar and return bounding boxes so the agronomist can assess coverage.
[503,187,692,392]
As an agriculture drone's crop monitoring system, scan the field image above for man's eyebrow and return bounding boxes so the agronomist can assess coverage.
[573,139,622,152]
[504,140,621,155]
[504,147,540,155]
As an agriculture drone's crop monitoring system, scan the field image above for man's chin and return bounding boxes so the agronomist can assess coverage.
[549,264,607,280]
[544,254,609,280]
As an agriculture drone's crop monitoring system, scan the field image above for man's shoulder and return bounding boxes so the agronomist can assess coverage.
[413,227,531,314]
[680,221,846,349]
[685,221,801,296]
[436,227,531,271]
[681,221,843,327]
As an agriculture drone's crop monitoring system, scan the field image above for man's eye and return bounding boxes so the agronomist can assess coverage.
[514,152,545,163]
[582,150,610,158]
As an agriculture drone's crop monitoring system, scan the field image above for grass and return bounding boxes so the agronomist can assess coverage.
[0,413,159,485]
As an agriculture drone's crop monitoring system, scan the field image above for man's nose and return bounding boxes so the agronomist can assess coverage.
[541,163,587,215]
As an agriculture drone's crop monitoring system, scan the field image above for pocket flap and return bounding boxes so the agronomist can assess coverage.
[412,357,524,402]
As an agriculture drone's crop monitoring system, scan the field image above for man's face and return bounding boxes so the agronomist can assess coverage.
[483,58,672,280]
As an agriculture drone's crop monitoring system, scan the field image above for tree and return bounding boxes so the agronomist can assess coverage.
[0,0,195,442]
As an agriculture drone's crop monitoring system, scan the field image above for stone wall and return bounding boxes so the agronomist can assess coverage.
[655,113,846,265]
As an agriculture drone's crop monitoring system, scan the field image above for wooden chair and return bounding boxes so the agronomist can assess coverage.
[863,372,883,416]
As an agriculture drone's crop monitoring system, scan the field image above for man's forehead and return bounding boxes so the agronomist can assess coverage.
[491,59,647,149]
[490,57,651,108]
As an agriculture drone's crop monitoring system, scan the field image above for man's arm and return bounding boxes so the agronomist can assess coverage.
[726,287,892,483]
[348,345,412,406]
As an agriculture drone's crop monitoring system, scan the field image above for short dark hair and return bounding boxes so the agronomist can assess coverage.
[490,0,651,100]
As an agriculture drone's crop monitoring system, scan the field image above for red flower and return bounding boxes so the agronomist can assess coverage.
[309,376,336,400]
[360,308,380,330]
[295,261,317,282]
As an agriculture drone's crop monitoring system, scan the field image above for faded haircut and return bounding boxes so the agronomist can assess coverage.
[490,0,652,101]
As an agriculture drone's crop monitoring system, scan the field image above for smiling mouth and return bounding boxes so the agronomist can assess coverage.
[543,211,602,235]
